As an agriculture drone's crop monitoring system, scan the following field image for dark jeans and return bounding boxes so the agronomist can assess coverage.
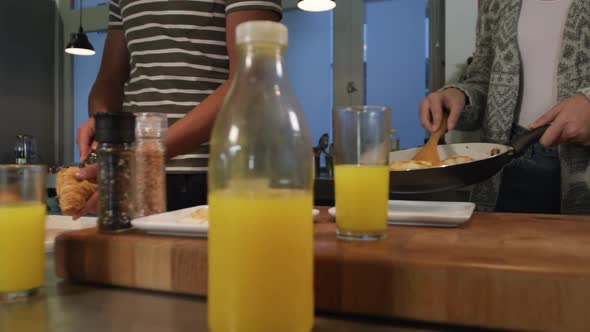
[495,126,561,214]
[166,173,208,211]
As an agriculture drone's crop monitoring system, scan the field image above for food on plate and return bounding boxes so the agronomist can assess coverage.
[56,167,97,215]
[390,155,475,171]
[438,155,475,166]
[389,160,433,171]
[490,148,502,156]
[190,208,209,222]
[178,207,209,225]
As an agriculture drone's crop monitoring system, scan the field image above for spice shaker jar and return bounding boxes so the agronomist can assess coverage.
[134,113,167,218]
[95,112,135,233]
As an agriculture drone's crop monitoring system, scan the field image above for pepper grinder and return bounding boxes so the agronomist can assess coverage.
[95,112,136,233]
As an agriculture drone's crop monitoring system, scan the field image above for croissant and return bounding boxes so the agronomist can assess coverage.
[389,160,432,171]
[56,167,97,216]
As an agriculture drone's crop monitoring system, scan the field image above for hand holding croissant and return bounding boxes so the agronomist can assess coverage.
[56,167,97,216]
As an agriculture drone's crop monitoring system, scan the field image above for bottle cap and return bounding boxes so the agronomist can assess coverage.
[135,113,168,138]
[95,112,135,144]
[236,21,288,46]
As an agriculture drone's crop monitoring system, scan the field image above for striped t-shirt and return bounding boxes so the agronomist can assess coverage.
[109,0,282,173]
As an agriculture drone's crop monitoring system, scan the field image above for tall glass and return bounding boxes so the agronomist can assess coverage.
[0,165,47,303]
[333,106,391,240]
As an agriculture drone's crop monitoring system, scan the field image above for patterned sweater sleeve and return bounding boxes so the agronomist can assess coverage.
[445,0,499,131]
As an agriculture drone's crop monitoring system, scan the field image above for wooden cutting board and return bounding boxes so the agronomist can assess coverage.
[54,210,590,332]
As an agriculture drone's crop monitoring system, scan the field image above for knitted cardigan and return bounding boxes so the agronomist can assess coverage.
[450,0,590,214]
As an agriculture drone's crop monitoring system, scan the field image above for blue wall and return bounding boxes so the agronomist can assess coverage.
[282,10,333,147]
[365,0,427,148]
[73,0,108,9]
[73,31,107,162]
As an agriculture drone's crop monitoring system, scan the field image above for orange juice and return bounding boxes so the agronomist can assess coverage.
[335,165,389,235]
[0,203,46,292]
[208,190,313,332]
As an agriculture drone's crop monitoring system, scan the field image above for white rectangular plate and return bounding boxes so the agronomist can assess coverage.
[328,200,475,228]
[45,215,96,253]
[132,206,321,237]
[133,206,210,238]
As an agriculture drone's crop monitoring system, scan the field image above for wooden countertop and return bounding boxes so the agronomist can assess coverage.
[55,209,590,332]
[1,256,459,332]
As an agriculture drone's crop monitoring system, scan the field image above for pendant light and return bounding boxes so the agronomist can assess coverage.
[65,0,96,56]
[297,0,336,12]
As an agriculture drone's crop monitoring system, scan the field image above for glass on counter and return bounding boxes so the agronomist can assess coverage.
[333,106,391,240]
[207,21,314,331]
[0,164,46,303]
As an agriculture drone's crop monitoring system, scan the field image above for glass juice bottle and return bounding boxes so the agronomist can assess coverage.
[207,21,314,332]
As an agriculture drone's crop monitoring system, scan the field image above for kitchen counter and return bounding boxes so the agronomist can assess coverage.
[52,209,590,332]
[0,256,486,332]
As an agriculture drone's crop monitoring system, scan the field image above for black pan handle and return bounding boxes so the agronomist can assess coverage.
[508,124,550,156]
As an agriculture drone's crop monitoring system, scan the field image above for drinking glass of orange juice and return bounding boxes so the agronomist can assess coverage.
[333,106,391,240]
[0,165,46,303]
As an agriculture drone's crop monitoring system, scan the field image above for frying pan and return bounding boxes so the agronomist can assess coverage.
[389,125,549,194]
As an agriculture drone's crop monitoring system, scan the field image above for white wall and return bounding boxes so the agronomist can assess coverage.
[445,0,478,83]
[445,0,480,143]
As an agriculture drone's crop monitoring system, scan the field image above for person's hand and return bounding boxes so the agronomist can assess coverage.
[530,94,590,147]
[419,88,466,133]
[76,117,96,162]
[72,164,98,220]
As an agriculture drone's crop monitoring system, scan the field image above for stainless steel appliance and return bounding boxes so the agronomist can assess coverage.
[14,134,40,164]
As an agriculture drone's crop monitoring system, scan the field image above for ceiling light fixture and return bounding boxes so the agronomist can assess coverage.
[297,0,336,12]
[65,0,96,56]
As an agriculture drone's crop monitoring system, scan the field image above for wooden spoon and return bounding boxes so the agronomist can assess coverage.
[412,112,449,165]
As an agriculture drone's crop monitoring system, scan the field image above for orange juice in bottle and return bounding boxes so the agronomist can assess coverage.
[208,21,314,332]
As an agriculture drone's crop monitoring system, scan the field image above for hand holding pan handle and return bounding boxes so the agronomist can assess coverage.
[508,124,551,157]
